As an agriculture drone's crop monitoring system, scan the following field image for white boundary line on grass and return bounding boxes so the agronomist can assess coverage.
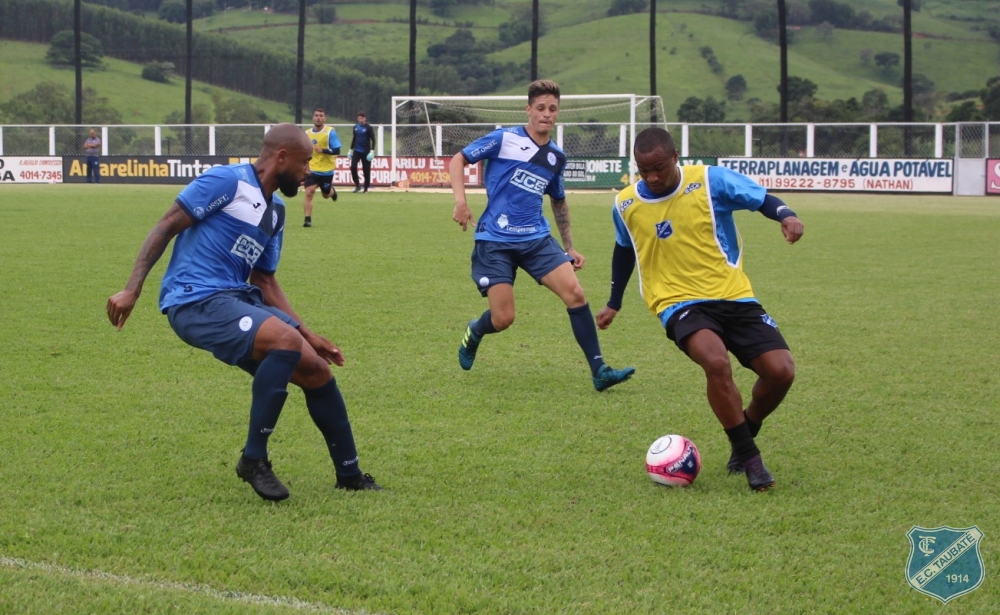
[0,555,387,615]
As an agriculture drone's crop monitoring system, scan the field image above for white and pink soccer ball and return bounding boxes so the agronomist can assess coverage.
[646,435,701,487]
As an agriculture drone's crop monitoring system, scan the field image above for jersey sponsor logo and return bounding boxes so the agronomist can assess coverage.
[655,220,674,239]
[683,182,702,194]
[619,198,634,212]
[207,194,230,215]
[470,140,497,158]
[496,213,537,233]
[547,152,557,166]
[509,168,549,195]
[231,234,265,267]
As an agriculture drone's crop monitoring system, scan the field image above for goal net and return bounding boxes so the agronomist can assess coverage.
[390,94,666,188]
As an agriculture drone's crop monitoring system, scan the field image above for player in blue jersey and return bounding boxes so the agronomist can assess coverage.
[106,123,381,501]
[596,127,804,491]
[449,79,635,392]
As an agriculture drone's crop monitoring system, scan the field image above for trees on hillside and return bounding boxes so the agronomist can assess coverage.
[46,30,104,68]
[0,82,121,124]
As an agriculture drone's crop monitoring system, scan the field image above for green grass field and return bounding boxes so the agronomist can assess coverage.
[2,186,999,614]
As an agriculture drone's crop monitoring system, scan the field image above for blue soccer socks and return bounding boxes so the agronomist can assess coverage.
[303,378,361,478]
[244,349,301,460]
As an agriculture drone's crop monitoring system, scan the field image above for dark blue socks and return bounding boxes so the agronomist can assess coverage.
[567,303,605,376]
[470,309,498,338]
[244,349,301,460]
[303,378,361,478]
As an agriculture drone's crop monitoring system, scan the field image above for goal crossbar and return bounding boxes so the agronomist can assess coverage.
[389,94,665,186]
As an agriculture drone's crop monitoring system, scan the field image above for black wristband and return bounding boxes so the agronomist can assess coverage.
[759,193,797,221]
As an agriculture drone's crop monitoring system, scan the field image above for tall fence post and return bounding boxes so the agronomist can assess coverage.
[869,124,878,158]
[744,124,753,157]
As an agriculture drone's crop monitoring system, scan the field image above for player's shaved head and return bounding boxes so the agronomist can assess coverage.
[262,122,311,156]
[634,127,677,156]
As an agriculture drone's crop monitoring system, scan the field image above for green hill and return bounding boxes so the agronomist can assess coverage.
[1,0,998,123]
[0,39,296,125]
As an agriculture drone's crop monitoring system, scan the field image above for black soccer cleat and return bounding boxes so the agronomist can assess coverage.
[331,187,338,202]
[335,472,383,491]
[236,454,290,501]
[303,216,312,228]
[726,447,745,474]
[742,454,775,491]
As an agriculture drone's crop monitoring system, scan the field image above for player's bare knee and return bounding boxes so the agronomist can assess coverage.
[493,312,515,331]
[700,354,734,380]
[293,356,332,390]
[771,358,795,389]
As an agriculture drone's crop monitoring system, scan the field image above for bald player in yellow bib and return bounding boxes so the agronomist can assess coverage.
[597,127,804,491]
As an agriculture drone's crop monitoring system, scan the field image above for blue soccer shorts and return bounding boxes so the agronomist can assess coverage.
[167,287,299,369]
[470,236,573,297]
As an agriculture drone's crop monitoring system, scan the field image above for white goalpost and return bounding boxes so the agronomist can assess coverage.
[389,94,666,186]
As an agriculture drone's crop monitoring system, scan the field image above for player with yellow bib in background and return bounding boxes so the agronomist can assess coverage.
[302,108,341,227]
[597,127,804,492]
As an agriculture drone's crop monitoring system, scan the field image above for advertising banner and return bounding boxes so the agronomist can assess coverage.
[987,159,1000,195]
[63,156,231,184]
[718,158,953,192]
[0,157,63,183]
[376,157,480,188]
[565,157,718,189]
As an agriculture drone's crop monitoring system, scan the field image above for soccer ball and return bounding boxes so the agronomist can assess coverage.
[646,435,701,487]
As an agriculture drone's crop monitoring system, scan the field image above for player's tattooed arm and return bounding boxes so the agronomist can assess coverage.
[550,197,573,249]
[123,203,193,294]
[108,202,194,329]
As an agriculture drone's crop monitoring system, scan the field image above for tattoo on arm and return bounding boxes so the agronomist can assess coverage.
[551,198,573,249]
[126,205,192,293]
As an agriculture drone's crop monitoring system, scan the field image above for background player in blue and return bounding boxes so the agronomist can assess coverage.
[350,111,376,193]
[596,127,804,491]
[106,124,381,501]
[449,79,634,392]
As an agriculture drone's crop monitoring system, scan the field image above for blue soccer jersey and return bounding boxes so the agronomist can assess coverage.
[462,126,567,243]
[159,163,286,312]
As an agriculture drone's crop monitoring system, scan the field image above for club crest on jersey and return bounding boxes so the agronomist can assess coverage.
[231,234,264,267]
[905,526,985,603]
[510,169,549,195]
[497,214,509,229]
[547,152,557,166]
[655,220,674,239]
[683,182,702,194]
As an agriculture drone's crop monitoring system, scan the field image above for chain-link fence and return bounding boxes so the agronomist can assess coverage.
[4,122,999,159]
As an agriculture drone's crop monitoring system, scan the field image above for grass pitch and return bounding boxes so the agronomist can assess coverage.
[1,185,998,614]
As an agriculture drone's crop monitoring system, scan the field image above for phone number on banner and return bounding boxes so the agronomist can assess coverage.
[718,158,953,193]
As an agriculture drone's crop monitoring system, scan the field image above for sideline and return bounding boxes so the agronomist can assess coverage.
[0,555,387,614]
